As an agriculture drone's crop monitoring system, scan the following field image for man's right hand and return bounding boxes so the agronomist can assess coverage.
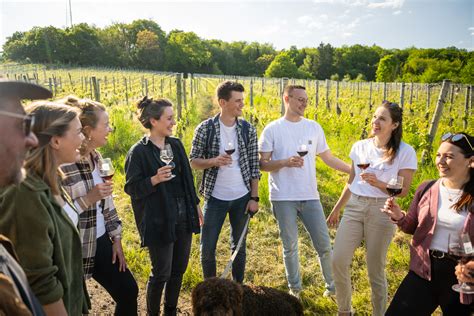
[212,154,232,167]
[285,155,304,168]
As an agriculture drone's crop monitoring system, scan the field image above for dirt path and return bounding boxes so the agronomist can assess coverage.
[86,279,193,315]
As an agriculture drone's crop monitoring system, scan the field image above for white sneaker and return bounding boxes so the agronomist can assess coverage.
[323,288,335,297]
[289,289,301,300]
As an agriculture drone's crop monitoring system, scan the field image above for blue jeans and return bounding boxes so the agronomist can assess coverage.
[200,193,250,283]
[272,200,334,292]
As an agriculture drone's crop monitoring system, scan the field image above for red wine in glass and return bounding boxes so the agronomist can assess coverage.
[225,148,235,155]
[297,143,308,157]
[387,176,404,197]
[386,186,402,197]
[357,163,370,170]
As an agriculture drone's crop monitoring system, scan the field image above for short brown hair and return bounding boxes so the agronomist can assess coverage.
[283,85,306,96]
[216,81,244,101]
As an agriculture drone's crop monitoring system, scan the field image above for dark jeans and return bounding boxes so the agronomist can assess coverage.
[200,193,250,283]
[146,219,192,316]
[386,255,471,316]
[92,234,138,316]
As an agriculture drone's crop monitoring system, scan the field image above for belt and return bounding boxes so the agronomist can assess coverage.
[429,249,461,262]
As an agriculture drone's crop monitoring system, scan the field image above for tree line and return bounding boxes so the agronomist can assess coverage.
[2,19,473,84]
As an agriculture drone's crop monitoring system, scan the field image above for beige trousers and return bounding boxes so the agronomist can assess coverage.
[331,194,396,316]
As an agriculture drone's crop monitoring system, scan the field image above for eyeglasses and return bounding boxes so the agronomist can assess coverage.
[0,110,35,136]
[441,132,473,151]
[289,95,309,104]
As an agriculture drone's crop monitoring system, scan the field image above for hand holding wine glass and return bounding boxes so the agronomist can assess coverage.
[357,147,371,183]
[160,144,176,178]
[449,233,474,294]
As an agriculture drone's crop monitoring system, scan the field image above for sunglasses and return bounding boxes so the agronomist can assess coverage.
[0,110,35,136]
[441,132,474,151]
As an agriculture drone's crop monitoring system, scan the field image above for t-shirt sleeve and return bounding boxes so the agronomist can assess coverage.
[348,141,358,162]
[399,144,418,170]
[314,123,329,155]
[258,124,273,153]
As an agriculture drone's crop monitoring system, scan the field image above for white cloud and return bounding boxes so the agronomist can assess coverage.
[342,32,353,38]
[468,27,474,31]
[312,0,404,9]
[368,0,405,9]
[297,15,324,30]
[393,10,402,15]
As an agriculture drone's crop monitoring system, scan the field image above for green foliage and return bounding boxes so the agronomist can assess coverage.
[265,51,300,78]
[2,20,473,83]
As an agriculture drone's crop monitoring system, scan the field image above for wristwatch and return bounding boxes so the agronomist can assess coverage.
[250,196,260,202]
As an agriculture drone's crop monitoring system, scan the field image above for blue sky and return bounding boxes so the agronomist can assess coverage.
[1,0,472,51]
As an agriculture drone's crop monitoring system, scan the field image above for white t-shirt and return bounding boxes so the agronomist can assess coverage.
[92,165,106,238]
[63,203,78,227]
[211,120,248,201]
[258,117,329,201]
[430,182,468,253]
[349,138,418,198]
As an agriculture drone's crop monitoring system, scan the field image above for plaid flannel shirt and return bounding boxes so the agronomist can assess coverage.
[60,151,122,279]
[190,114,261,200]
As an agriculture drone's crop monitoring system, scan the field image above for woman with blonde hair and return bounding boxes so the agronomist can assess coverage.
[0,102,89,315]
[59,96,138,315]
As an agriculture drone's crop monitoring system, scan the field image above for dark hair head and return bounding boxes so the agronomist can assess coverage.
[283,85,306,96]
[373,100,403,163]
[216,81,244,101]
[136,96,173,129]
[441,132,474,212]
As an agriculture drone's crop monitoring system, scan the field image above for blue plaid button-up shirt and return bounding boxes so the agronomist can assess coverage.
[190,114,261,201]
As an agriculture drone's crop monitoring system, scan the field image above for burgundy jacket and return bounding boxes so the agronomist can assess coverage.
[397,179,474,304]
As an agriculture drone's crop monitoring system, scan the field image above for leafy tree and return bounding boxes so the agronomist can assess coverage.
[376,54,400,82]
[316,43,335,79]
[66,23,103,65]
[164,30,212,73]
[133,30,161,69]
[264,51,300,78]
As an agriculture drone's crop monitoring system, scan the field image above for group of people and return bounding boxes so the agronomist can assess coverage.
[0,78,472,316]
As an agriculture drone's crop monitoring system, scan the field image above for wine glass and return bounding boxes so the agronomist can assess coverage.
[224,141,235,167]
[160,144,175,178]
[98,158,115,181]
[386,176,404,197]
[449,233,474,294]
[297,142,308,157]
[357,148,371,184]
[98,158,115,210]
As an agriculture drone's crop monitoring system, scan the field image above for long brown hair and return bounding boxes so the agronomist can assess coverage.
[24,102,80,195]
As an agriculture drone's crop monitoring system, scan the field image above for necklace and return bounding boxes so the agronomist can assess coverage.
[443,181,462,202]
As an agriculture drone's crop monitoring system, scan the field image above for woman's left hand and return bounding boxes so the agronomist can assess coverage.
[197,205,204,227]
[112,238,127,272]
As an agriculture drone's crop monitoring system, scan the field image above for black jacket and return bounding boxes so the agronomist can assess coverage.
[124,136,200,246]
